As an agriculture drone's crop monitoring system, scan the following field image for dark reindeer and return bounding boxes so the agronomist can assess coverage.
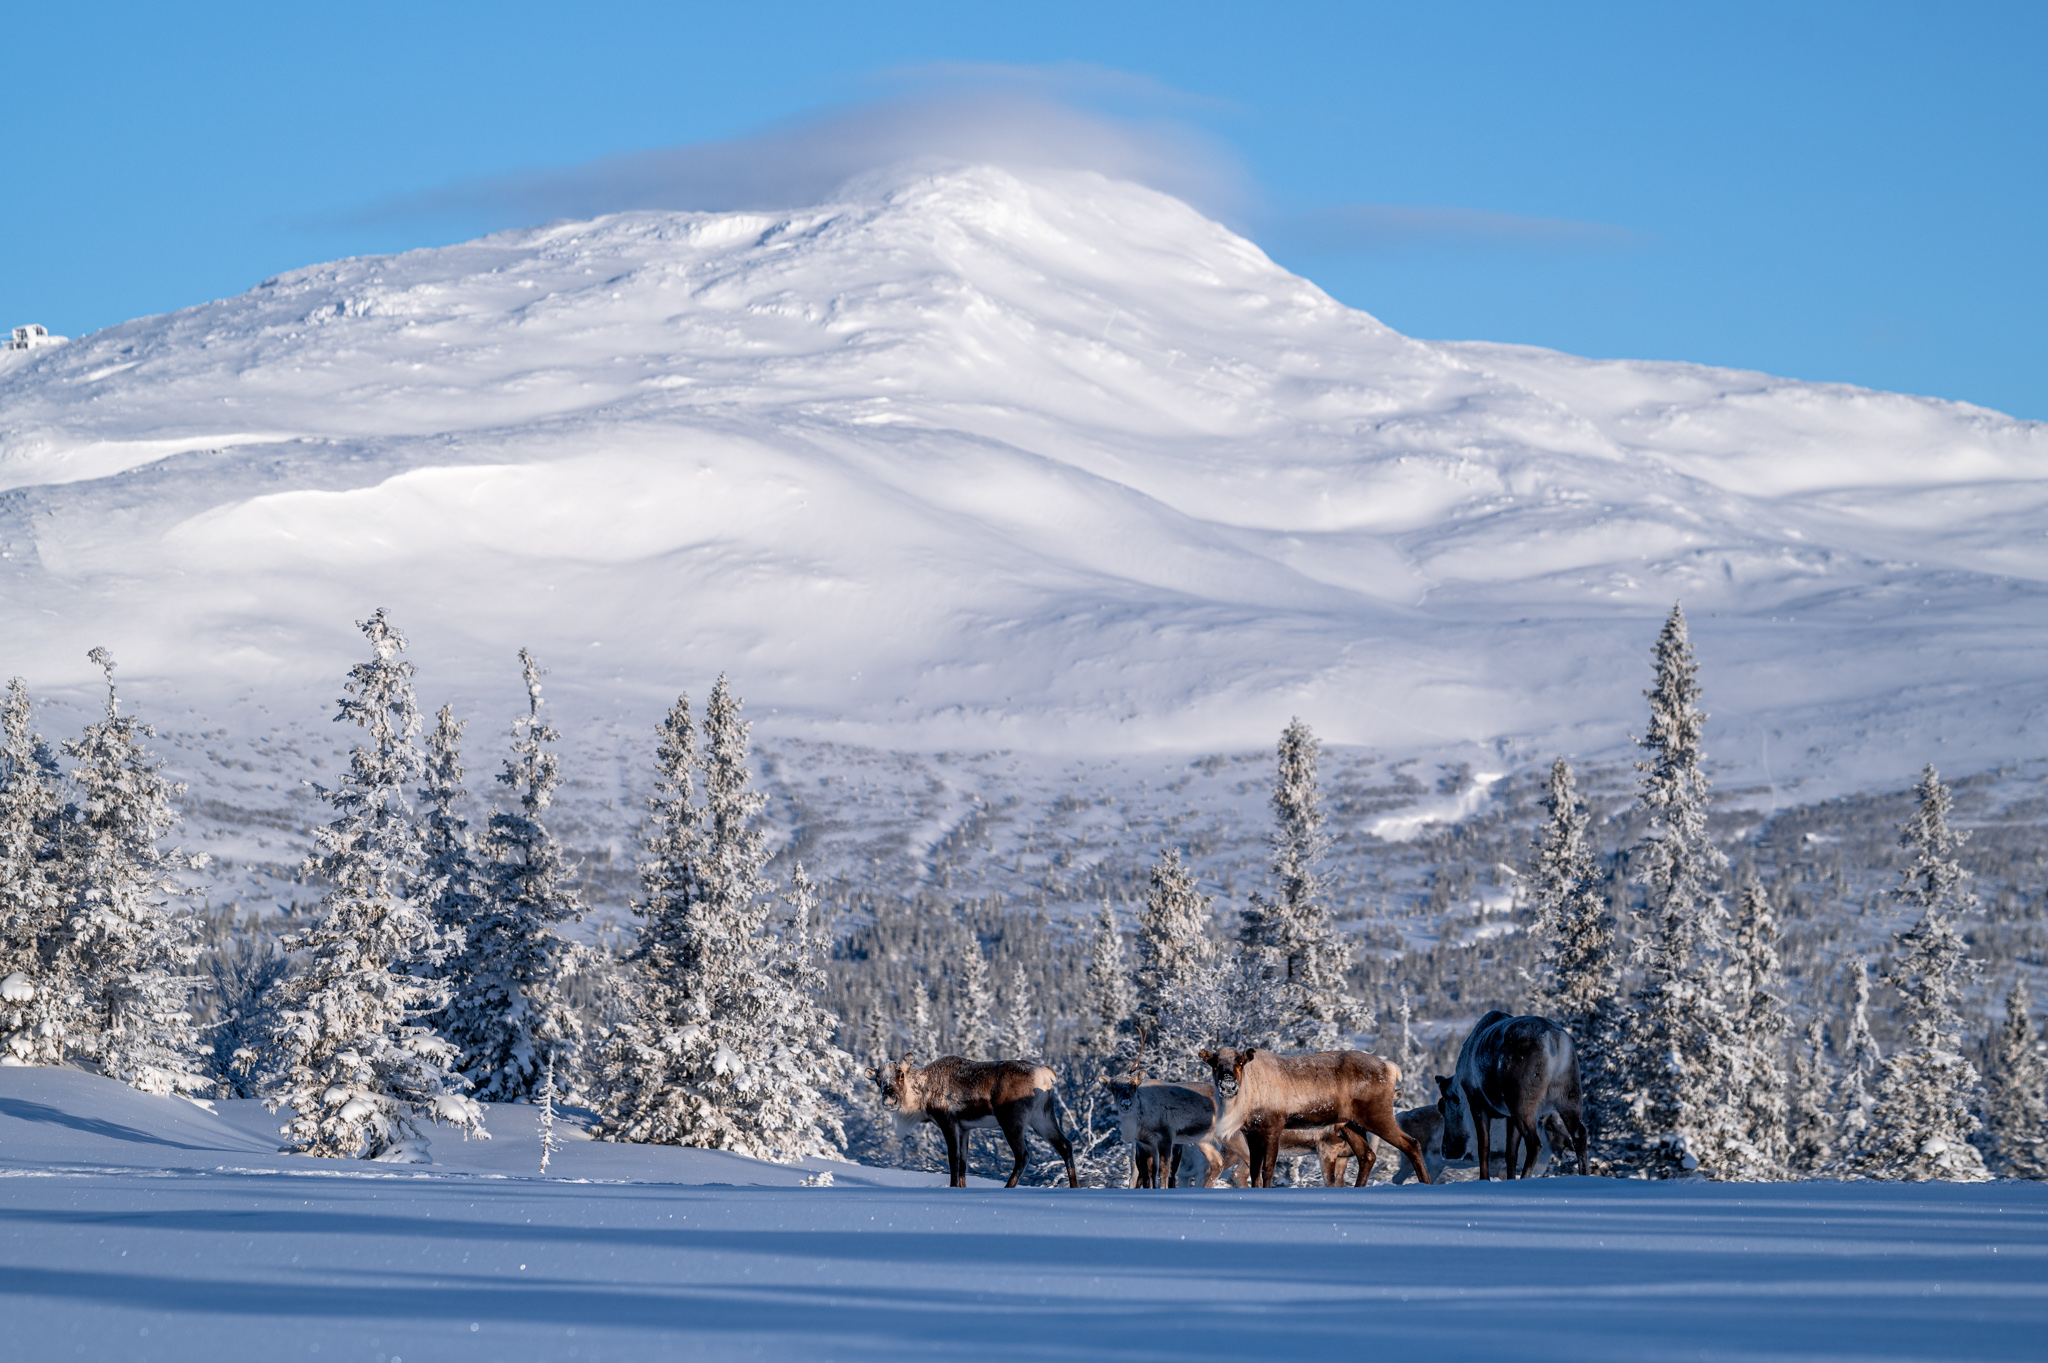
[1201,1046,1430,1187]
[1437,1010,1589,1179]
[868,1054,1079,1188]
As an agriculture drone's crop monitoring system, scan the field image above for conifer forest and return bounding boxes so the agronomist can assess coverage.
[3,603,2044,1187]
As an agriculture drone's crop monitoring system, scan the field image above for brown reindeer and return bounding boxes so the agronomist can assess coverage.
[1200,1046,1430,1188]
[868,1054,1079,1188]
[1102,1074,1369,1188]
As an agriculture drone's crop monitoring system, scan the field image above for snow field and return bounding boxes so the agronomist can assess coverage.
[4,1070,2046,1361]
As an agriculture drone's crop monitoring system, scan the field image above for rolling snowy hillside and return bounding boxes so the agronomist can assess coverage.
[1,164,2044,914]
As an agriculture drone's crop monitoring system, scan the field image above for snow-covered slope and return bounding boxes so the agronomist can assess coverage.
[1,165,2043,804]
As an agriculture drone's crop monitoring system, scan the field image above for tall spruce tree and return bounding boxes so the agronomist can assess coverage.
[1982,978,2048,1179]
[61,650,206,1095]
[1240,719,1369,1050]
[440,651,585,1101]
[957,934,995,1057]
[1000,962,1040,1060]
[1849,766,1989,1181]
[0,679,71,1065]
[1135,847,1222,1078]
[1838,958,1882,1141]
[602,692,702,1140]
[1618,604,1741,1177]
[908,977,941,1061]
[416,703,484,994]
[1081,900,1134,1062]
[1787,1018,1836,1176]
[759,863,849,1155]
[261,611,485,1157]
[1528,755,1628,1165]
[602,677,841,1159]
[1728,879,1790,1179]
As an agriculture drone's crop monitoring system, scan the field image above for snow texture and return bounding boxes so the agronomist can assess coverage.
[0,164,2042,836]
[2,1066,2046,1361]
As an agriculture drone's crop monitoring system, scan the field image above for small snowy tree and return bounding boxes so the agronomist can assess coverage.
[440,651,585,1101]
[1981,978,2048,1179]
[1618,604,1741,1177]
[1135,847,1222,1078]
[1000,962,1040,1060]
[761,863,851,1155]
[61,650,207,1094]
[1838,958,1882,1140]
[1726,879,1790,1179]
[1849,766,1989,1182]
[1080,900,1134,1061]
[0,679,72,1066]
[538,1052,561,1174]
[1787,1019,1836,1176]
[260,611,485,1158]
[1389,983,1420,1105]
[957,934,995,1057]
[1528,755,1628,1163]
[1240,719,1370,1050]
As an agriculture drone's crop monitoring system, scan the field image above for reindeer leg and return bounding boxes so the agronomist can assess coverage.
[1167,1143,1184,1189]
[1348,1129,1375,1187]
[999,1116,1030,1188]
[1353,1091,1432,1186]
[939,1118,966,1188]
[1471,1089,1492,1182]
[1519,1116,1543,1179]
[1503,1117,1520,1181]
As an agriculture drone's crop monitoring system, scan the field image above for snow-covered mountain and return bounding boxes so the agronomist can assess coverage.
[2,165,2044,878]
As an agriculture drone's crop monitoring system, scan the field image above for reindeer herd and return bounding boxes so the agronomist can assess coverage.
[866,1008,1591,1188]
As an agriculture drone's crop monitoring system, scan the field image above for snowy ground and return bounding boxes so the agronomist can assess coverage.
[4,1070,2044,1361]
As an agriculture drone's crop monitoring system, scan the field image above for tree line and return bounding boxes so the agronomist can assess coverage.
[0,604,2042,1180]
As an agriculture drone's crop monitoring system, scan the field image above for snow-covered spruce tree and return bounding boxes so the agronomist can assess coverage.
[260,611,484,1157]
[1787,1019,1836,1176]
[440,651,585,1101]
[1838,958,1882,1141]
[602,677,843,1159]
[1618,604,1741,1177]
[1528,754,1629,1164]
[909,977,941,1060]
[1849,766,1989,1181]
[0,679,73,1066]
[1981,978,2048,1178]
[1727,879,1790,1179]
[1134,847,1223,1078]
[1240,719,1370,1051]
[61,650,207,1094]
[1080,900,1135,1062]
[757,863,850,1155]
[1000,962,1040,1060]
[957,933,996,1057]
[600,692,702,1141]
[415,703,484,997]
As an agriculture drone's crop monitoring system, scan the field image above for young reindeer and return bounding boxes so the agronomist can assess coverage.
[1201,1047,1430,1187]
[1102,1072,1371,1188]
[869,1054,1079,1188]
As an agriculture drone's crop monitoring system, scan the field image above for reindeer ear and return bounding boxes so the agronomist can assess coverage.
[1435,1075,1452,1095]
[1199,1049,1215,1065]
[903,1052,915,1068]
[1098,1074,1115,1088]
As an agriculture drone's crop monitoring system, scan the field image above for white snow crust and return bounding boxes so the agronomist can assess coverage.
[1,165,2042,811]
[3,1067,2044,1360]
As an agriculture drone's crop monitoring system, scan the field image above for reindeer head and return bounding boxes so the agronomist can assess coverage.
[1435,1074,1472,1160]
[1201,1047,1254,1100]
[870,1055,927,1114]
[1101,1074,1142,1112]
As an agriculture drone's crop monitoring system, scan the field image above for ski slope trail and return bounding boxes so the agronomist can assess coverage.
[2,1072,2044,1361]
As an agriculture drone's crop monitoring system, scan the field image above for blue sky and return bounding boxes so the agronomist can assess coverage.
[6,1,2042,418]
